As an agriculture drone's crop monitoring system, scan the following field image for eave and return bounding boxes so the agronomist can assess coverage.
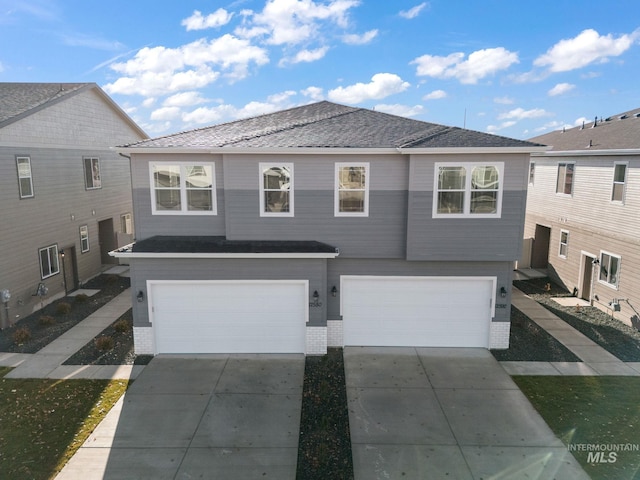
[532,148,640,157]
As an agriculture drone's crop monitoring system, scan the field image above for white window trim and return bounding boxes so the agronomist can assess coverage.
[259,162,294,217]
[39,245,59,279]
[84,157,102,190]
[121,213,132,234]
[611,161,628,204]
[17,156,34,198]
[555,162,575,196]
[150,162,217,215]
[558,230,569,258]
[334,162,370,217]
[80,225,90,253]
[432,162,504,219]
[598,250,621,289]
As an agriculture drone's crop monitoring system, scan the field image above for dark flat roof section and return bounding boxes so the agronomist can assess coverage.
[131,236,338,254]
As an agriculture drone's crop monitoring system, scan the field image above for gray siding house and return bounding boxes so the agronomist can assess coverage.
[0,83,147,326]
[525,109,640,328]
[113,101,545,355]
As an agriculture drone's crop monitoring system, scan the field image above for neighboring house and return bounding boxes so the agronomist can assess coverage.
[525,108,640,328]
[0,83,148,327]
[112,101,545,355]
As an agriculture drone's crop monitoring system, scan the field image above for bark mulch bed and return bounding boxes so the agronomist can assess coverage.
[514,277,640,362]
[297,348,353,480]
[0,275,130,354]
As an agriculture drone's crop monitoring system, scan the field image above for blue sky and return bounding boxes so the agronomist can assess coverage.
[1,0,639,139]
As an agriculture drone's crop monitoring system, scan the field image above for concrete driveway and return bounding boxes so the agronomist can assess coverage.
[56,354,304,480]
[345,347,589,479]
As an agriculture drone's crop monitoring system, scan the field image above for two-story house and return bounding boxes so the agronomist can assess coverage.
[112,101,545,355]
[0,83,147,327]
[525,109,640,328]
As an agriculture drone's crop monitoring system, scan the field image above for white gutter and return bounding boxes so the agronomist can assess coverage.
[109,247,339,260]
[532,148,640,157]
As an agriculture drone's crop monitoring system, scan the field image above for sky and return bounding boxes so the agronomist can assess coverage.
[1,0,639,140]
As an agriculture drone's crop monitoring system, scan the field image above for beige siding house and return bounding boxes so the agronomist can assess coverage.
[0,83,147,327]
[525,109,640,328]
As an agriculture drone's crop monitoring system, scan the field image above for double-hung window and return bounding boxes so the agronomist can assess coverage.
[611,163,627,203]
[121,213,132,234]
[80,225,90,252]
[528,161,535,185]
[599,252,620,288]
[556,162,574,195]
[17,156,34,198]
[84,157,102,189]
[558,230,569,258]
[151,163,216,214]
[39,245,59,279]
[433,162,503,218]
[260,163,293,216]
[335,163,369,216]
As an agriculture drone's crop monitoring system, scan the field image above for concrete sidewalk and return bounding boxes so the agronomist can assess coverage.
[0,289,144,380]
[502,287,640,376]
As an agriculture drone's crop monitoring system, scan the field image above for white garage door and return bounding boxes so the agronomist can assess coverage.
[342,276,495,348]
[149,280,307,354]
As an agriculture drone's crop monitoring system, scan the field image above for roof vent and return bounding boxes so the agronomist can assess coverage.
[591,116,597,128]
[605,117,612,122]
[619,114,628,120]
[635,112,640,118]
[587,139,593,148]
[580,121,585,130]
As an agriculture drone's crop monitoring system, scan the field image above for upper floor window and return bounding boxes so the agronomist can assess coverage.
[599,252,620,288]
[556,162,574,195]
[84,157,102,189]
[80,225,90,253]
[150,163,216,215]
[558,230,569,258]
[335,163,369,216]
[260,163,293,216]
[611,163,627,203]
[16,156,34,198]
[433,162,503,218]
[39,245,59,279]
[528,161,535,185]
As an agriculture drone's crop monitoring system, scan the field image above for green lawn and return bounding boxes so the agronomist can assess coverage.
[514,376,640,480]
[0,367,128,480]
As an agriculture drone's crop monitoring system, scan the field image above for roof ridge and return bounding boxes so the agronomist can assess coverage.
[397,125,453,148]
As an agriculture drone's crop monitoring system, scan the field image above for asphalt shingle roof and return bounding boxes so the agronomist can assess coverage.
[122,101,542,150]
[529,108,640,151]
[0,83,92,127]
[131,236,338,254]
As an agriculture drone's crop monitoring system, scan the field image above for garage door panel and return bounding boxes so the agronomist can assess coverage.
[342,277,493,348]
[150,281,306,354]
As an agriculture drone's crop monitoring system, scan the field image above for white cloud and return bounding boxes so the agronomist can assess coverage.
[399,2,428,19]
[374,104,424,117]
[327,73,410,103]
[301,86,324,100]
[548,82,575,96]
[105,35,269,96]
[533,120,567,133]
[412,47,518,84]
[534,28,640,72]
[423,89,446,100]
[498,108,551,120]
[494,96,514,105]
[239,0,360,46]
[342,29,378,45]
[163,91,208,107]
[574,116,590,127]
[150,106,182,121]
[182,105,233,124]
[267,90,297,103]
[182,9,233,31]
[281,46,329,65]
[486,121,516,133]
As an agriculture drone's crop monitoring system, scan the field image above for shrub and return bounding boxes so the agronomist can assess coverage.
[39,315,56,326]
[95,336,114,351]
[113,319,130,334]
[13,327,31,345]
[55,302,72,315]
[74,293,89,303]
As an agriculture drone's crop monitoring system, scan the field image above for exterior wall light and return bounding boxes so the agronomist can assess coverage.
[500,286,507,298]
[137,290,145,302]
[331,285,338,297]
[309,290,322,307]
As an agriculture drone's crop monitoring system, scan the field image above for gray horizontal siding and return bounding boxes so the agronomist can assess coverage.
[225,190,407,258]
[406,190,526,261]
[130,258,327,327]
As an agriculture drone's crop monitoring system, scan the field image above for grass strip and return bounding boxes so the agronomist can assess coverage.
[514,376,640,480]
[0,368,128,480]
